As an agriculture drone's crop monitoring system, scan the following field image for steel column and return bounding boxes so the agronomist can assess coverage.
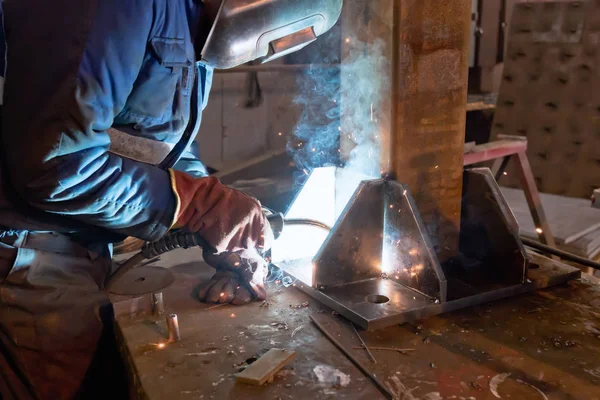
[389,0,472,264]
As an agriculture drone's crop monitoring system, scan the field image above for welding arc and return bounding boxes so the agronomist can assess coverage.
[282,218,332,232]
[520,236,600,270]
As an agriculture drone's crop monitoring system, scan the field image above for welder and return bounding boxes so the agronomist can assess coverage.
[0,0,342,398]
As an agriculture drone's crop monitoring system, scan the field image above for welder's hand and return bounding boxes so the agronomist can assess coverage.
[170,170,273,253]
[200,248,268,302]
[197,272,259,305]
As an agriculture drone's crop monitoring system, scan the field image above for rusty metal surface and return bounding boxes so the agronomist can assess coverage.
[114,248,600,399]
[389,0,472,264]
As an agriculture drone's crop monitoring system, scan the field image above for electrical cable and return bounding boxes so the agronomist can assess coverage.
[280,218,332,232]
[106,217,331,289]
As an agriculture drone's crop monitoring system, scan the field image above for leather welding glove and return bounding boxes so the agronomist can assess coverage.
[198,249,268,304]
[170,170,273,253]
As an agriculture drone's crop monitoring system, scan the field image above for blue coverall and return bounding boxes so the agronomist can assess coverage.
[0,0,213,397]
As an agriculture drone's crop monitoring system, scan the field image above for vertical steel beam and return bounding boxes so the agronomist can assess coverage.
[340,1,471,264]
[390,0,471,263]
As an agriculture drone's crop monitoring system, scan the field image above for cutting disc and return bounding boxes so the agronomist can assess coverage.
[108,266,175,296]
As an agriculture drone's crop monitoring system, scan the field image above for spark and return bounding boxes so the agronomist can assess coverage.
[389,204,394,209]
[278,132,282,136]
[536,228,543,234]
[345,37,351,43]
[435,165,439,169]
[338,126,341,131]
[157,343,166,349]
[220,292,225,297]
[312,148,316,152]
[411,272,417,277]
[503,172,508,176]
[230,313,236,318]
[409,248,418,256]
[303,169,309,176]
[414,264,424,271]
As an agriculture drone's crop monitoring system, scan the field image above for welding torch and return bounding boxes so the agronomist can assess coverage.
[105,210,331,292]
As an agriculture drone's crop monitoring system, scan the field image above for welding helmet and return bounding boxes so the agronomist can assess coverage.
[197,0,343,70]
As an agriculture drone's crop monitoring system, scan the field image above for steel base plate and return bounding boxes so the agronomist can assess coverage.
[278,251,580,330]
[108,266,175,296]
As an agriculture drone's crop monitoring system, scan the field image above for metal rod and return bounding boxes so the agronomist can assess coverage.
[521,237,600,270]
[353,346,415,353]
[152,292,164,316]
[310,315,394,400]
[351,323,377,364]
[166,314,181,342]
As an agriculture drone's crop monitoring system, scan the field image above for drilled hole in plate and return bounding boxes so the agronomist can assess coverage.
[366,294,390,304]
[135,277,147,283]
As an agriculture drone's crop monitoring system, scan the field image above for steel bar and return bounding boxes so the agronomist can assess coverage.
[166,314,181,342]
[521,237,600,270]
[151,292,164,316]
[309,315,394,400]
[463,140,527,166]
[351,323,377,364]
[388,0,472,264]
[514,151,556,247]
[353,346,415,353]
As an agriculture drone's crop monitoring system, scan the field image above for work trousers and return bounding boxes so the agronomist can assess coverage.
[0,230,127,399]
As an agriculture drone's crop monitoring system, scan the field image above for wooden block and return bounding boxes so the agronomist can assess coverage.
[235,349,296,386]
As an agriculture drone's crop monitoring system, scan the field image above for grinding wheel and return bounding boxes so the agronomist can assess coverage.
[108,266,175,296]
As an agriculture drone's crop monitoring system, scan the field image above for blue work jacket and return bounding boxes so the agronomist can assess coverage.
[0,0,213,242]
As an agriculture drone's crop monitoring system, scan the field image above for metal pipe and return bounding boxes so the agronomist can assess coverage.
[152,292,165,316]
[166,314,181,342]
[521,236,600,270]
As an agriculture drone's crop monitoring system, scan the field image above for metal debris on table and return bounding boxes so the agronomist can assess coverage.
[289,301,309,309]
[270,322,289,331]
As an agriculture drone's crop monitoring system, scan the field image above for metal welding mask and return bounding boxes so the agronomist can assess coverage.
[197,0,343,70]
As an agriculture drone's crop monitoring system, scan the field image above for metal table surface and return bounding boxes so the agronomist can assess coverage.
[113,248,600,400]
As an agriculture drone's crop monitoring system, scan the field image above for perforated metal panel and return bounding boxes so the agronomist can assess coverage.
[492,0,600,198]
